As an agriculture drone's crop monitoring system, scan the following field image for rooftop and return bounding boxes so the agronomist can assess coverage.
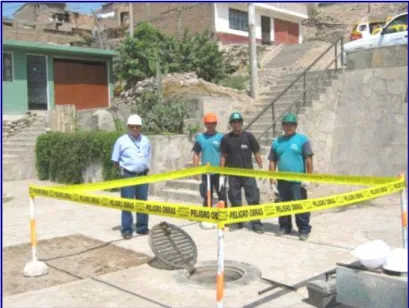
[3,39,118,57]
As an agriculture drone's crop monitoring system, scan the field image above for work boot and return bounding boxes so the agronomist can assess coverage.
[252,224,264,234]
[276,228,291,236]
[229,223,243,232]
[299,232,309,241]
[136,228,150,235]
[122,232,132,240]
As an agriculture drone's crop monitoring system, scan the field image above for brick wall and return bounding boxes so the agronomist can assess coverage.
[133,3,214,39]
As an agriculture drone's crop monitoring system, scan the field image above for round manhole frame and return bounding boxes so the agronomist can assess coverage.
[174,260,261,289]
[148,222,198,269]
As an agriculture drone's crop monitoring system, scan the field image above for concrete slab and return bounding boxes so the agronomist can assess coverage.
[4,265,313,308]
[2,179,406,307]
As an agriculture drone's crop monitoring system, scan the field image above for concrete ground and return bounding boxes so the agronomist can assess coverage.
[2,179,406,308]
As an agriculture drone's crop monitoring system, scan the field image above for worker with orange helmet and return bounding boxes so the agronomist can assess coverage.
[192,112,227,212]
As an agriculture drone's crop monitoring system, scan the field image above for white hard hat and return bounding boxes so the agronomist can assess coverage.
[127,114,142,126]
[383,248,408,273]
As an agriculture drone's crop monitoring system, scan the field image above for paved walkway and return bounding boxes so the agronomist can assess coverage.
[3,179,405,307]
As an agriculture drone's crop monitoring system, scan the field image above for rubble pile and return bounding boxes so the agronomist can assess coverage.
[2,113,39,140]
[114,72,254,107]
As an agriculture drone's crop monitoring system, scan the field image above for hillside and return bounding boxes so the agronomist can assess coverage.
[303,2,408,42]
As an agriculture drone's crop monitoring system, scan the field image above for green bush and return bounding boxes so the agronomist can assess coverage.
[131,91,188,135]
[115,23,234,87]
[35,131,123,184]
[219,74,249,91]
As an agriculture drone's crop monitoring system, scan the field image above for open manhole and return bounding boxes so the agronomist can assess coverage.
[175,260,261,289]
[188,265,245,283]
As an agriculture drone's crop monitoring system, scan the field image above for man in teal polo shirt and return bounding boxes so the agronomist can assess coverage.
[192,113,227,209]
[268,113,314,241]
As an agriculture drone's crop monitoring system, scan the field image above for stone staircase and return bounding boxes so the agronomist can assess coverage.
[2,116,47,181]
[156,42,342,204]
[263,42,317,69]
[247,69,341,146]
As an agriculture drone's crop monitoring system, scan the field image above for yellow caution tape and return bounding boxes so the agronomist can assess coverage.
[29,178,405,224]
[56,166,207,192]
[55,166,397,192]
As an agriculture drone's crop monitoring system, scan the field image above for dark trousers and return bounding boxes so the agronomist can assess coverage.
[120,169,149,234]
[200,174,227,207]
[277,180,311,234]
[228,176,262,226]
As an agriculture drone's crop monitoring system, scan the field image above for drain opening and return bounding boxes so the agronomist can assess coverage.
[189,266,245,284]
[175,260,261,289]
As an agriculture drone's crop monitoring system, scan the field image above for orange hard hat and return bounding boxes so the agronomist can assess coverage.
[203,113,218,123]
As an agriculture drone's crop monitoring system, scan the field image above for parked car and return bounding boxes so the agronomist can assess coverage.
[343,12,408,57]
[350,20,386,41]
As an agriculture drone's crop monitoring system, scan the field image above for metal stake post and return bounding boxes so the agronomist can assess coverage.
[399,174,408,249]
[216,201,225,308]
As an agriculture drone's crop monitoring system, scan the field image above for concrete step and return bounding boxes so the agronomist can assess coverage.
[3,141,35,147]
[257,94,303,106]
[246,106,307,121]
[280,70,336,81]
[165,179,201,191]
[2,148,30,155]
[2,154,19,160]
[5,136,40,143]
[3,144,35,151]
[276,75,336,87]
[157,188,203,204]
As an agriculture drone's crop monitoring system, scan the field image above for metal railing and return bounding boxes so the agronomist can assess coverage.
[244,37,344,140]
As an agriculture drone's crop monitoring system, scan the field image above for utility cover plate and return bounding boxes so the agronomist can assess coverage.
[149,222,197,269]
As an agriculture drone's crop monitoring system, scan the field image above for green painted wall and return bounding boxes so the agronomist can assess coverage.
[3,47,116,114]
[2,51,28,114]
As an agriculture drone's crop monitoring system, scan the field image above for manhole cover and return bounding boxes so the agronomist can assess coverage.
[175,260,261,289]
[149,222,197,270]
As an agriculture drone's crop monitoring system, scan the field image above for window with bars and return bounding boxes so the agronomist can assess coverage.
[229,8,248,32]
[2,53,13,82]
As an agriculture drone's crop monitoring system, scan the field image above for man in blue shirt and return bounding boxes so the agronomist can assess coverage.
[112,114,152,239]
[192,113,226,208]
[268,113,314,241]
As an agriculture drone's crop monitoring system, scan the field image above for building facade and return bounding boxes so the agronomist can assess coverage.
[132,3,308,44]
[2,40,117,114]
[97,3,130,29]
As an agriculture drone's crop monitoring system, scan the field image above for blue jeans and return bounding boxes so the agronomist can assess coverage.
[277,181,311,234]
[121,170,149,234]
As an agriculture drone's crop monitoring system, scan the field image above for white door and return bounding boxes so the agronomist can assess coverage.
[377,13,408,48]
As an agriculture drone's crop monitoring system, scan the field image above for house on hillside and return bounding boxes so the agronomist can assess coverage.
[3,3,94,45]
[97,3,130,29]
[132,3,308,45]
[13,2,94,32]
[2,40,117,115]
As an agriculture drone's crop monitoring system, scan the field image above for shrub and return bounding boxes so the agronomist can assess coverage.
[35,131,123,184]
[219,74,249,91]
[131,91,188,135]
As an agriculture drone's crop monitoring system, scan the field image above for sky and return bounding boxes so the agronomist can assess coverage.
[2,2,107,17]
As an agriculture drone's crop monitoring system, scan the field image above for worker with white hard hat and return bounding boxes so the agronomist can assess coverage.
[111,114,152,239]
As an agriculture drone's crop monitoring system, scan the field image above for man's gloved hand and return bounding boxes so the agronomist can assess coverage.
[301,181,310,189]
[219,176,225,191]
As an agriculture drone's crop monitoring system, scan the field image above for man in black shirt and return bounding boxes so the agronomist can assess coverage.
[220,112,264,234]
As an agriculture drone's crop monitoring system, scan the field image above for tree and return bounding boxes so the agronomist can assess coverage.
[114,23,233,87]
